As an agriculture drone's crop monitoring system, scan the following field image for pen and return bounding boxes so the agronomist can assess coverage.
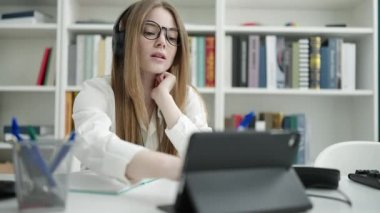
[237,112,255,131]
[50,132,76,173]
[11,117,56,187]
[27,126,37,140]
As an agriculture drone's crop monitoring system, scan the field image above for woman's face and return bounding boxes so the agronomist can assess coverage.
[139,7,178,76]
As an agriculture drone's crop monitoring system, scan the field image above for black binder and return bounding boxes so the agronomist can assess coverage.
[159,131,312,213]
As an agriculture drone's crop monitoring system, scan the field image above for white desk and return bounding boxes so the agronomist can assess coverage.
[1,175,379,212]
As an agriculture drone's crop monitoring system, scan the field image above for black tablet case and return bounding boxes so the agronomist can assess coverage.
[160,131,312,213]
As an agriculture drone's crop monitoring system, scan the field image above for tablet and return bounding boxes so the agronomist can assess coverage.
[159,131,312,213]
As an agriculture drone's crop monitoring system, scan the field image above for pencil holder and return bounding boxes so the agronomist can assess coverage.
[12,139,73,213]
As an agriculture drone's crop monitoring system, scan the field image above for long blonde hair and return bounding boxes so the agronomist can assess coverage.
[111,0,189,155]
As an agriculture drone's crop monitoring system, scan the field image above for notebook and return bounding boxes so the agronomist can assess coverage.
[69,170,155,195]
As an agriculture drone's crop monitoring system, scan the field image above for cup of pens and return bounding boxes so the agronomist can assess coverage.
[12,137,74,213]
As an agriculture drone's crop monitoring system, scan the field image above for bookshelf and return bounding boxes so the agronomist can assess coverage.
[0,0,377,163]
[0,0,59,143]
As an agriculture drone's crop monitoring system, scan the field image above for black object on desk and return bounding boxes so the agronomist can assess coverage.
[348,170,380,189]
[294,166,340,189]
[0,180,15,200]
[159,131,312,213]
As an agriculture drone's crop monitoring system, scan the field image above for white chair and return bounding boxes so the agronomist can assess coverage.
[314,141,380,175]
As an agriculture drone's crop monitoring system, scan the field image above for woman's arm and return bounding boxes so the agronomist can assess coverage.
[151,72,212,158]
[125,150,182,182]
[151,72,181,129]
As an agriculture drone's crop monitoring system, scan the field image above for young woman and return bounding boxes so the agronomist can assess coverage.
[72,0,211,183]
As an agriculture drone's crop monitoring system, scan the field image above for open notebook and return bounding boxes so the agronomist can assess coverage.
[69,170,156,195]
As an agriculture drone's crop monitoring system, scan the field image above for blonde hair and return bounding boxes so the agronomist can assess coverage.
[111,0,189,155]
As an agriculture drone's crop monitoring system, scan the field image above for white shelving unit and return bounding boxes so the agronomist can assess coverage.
[0,0,59,143]
[0,0,378,162]
[220,0,378,161]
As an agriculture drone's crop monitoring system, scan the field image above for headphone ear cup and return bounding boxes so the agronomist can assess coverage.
[112,31,125,57]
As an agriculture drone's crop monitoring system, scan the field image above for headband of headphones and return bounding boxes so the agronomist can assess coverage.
[112,4,136,57]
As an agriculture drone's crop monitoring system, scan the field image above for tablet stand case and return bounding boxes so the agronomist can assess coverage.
[167,131,313,213]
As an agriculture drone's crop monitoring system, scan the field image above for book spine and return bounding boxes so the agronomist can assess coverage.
[104,36,113,76]
[232,36,241,87]
[2,11,35,19]
[240,35,248,87]
[76,35,85,85]
[68,44,77,86]
[196,36,205,87]
[248,35,260,88]
[36,47,52,85]
[283,44,292,88]
[291,42,299,88]
[298,38,309,89]
[258,44,267,88]
[309,36,321,89]
[265,35,276,89]
[224,35,232,88]
[191,36,198,87]
[320,47,330,89]
[276,37,286,88]
[205,36,215,87]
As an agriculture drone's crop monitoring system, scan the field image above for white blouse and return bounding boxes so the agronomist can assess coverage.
[72,76,211,182]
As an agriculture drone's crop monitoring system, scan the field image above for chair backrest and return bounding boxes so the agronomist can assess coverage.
[314,141,380,175]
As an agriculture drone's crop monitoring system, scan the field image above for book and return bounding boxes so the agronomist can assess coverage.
[224,35,232,88]
[205,36,215,87]
[104,36,113,76]
[265,35,277,89]
[68,44,77,86]
[0,10,52,24]
[276,36,286,88]
[69,170,156,195]
[248,35,260,88]
[309,36,321,89]
[291,41,300,88]
[298,39,309,89]
[240,35,248,87]
[196,36,205,87]
[36,47,52,85]
[232,36,241,87]
[341,43,356,90]
[190,36,198,87]
[258,44,267,88]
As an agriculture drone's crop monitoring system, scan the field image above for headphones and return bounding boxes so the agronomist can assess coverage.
[112,5,135,58]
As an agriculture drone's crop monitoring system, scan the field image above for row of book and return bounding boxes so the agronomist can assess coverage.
[225,112,309,164]
[225,35,356,90]
[68,35,113,86]
[188,36,215,88]
[0,10,52,24]
[68,34,216,88]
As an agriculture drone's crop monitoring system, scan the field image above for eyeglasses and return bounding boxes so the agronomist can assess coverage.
[142,20,180,46]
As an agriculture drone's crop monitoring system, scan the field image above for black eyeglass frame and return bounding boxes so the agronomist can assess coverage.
[142,20,181,46]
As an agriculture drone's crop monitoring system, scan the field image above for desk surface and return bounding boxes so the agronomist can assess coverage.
[1,175,379,213]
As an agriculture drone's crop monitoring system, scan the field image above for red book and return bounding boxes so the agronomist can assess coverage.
[205,36,215,87]
[36,47,52,85]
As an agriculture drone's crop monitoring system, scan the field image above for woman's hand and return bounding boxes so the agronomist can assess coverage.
[150,72,182,129]
[151,72,176,101]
